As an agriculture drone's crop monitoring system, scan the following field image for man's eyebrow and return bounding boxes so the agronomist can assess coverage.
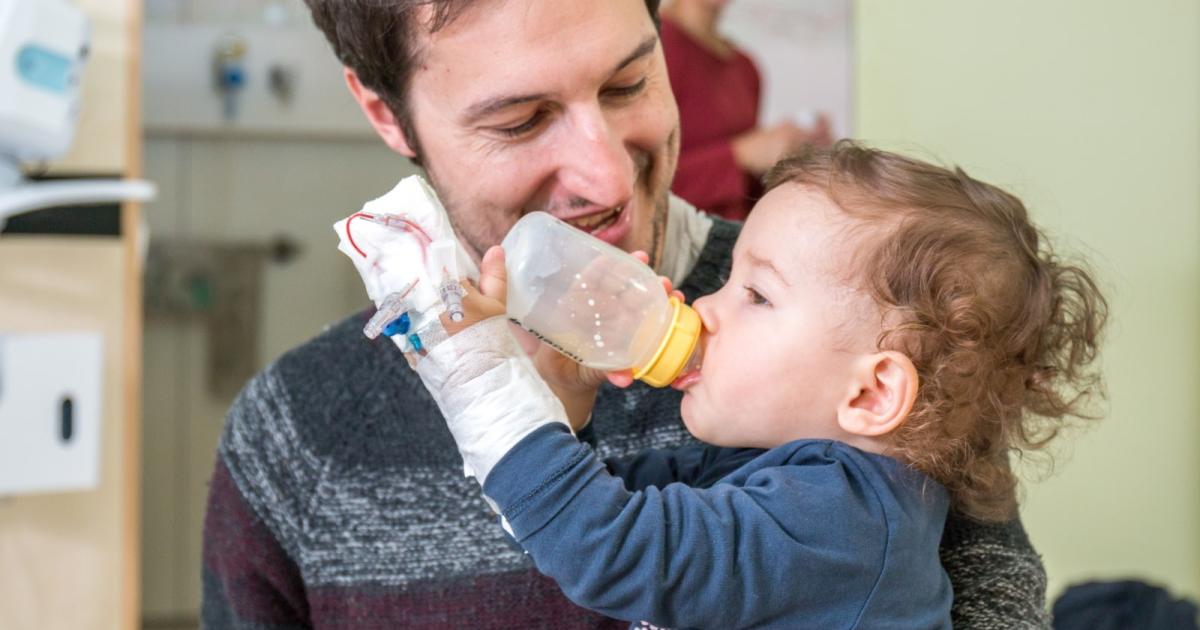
[461,34,659,125]
[610,34,659,77]
[746,251,792,287]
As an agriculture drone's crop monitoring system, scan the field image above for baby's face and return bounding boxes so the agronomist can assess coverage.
[680,184,881,449]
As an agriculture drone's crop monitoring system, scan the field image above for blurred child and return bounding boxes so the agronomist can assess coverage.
[414,141,1108,629]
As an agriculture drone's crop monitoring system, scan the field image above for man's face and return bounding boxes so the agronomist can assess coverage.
[405,0,680,266]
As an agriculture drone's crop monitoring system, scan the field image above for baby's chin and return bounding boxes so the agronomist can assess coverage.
[680,403,736,447]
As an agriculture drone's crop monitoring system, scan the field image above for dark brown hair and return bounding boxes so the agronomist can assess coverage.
[304,0,663,162]
[766,141,1108,522]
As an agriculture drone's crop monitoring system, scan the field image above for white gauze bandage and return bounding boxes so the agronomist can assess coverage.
[415,316,570,485]
[334,175,478,353]
[335,176,569,484]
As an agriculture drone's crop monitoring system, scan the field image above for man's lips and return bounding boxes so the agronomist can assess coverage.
[560,203,630,245]
[564,205,621,230]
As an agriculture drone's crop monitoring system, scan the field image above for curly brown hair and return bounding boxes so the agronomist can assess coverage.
[303,0,663,164]
[765,141,1109,522]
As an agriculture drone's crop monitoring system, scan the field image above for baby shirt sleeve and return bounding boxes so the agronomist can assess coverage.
[483,426,892,629]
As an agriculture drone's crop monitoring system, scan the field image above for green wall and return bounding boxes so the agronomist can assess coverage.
[855,0,1200,601]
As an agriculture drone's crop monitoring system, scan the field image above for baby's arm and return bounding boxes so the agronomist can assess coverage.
[481,426,895,628]
[601,437,763,492]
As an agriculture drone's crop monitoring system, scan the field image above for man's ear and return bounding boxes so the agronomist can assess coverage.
[837,351,919,438]
[344,68,419,158]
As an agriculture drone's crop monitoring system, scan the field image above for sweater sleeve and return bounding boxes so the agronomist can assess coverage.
[201,455,311,628]
[940,514,1052,629]
[484,425,888,629]
[201,368,323,629]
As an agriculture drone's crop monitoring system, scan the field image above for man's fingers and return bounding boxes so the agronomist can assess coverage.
[631,250,650,265]
[478,246,507,302]
[578,366,608,389]
[606,369,635,389]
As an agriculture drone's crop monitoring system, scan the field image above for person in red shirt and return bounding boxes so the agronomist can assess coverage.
[662,0,832,221]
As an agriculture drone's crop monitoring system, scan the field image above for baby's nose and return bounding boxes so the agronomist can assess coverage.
[692,295,718,334]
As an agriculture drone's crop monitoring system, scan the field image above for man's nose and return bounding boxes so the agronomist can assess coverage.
[556,108,635,209]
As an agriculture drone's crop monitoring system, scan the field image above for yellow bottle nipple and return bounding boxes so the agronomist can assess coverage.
[633,297,702,388]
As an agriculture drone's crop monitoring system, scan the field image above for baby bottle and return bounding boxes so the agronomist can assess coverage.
[502,212,702,387]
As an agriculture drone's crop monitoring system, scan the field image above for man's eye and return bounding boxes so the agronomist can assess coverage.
[495,111,547,138]
[603,78,647,99]
[744,285,771,306]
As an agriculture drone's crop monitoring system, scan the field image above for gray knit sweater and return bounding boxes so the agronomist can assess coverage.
[202,218,1052,629]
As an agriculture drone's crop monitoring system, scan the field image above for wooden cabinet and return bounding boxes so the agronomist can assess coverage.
[0,0,143,628]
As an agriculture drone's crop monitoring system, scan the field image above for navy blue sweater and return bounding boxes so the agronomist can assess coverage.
[485,424,954,629]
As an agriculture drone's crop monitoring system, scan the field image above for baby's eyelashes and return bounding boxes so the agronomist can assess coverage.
[744,285,771,306]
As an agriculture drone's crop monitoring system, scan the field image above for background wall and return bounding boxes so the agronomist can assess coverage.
[855,0,1200,601]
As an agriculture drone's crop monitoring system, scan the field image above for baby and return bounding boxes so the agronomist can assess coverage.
[411,141,1108,629]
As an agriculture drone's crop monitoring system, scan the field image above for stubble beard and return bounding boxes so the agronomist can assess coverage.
[425,126,678,269]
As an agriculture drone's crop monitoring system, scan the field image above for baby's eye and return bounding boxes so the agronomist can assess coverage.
[743,285,771,307]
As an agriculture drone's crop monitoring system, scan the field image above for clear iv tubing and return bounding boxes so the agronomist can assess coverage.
[346,212,434,259]
[439,273,466,322]
[347,211,464,324]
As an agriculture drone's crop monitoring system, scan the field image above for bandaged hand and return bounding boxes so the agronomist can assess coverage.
[414,246,568,486]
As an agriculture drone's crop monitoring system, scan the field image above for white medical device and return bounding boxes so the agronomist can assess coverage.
[0,0,156,227]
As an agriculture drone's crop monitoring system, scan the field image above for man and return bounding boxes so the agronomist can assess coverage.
[202,1,1051,628]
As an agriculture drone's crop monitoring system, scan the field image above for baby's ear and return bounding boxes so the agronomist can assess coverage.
[837,352,918,438]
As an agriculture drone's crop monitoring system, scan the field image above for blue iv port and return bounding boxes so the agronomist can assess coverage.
[383,312,412,337]
[408,333,424,352]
